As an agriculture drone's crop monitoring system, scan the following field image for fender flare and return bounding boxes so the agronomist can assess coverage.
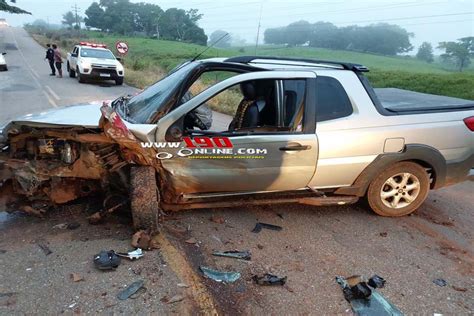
[334,144,446,197]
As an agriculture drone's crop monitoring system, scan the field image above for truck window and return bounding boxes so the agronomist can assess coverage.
[316,76,353,122]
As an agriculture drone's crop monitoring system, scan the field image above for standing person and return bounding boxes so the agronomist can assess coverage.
[52,44,63,78]
[44,44,55,76]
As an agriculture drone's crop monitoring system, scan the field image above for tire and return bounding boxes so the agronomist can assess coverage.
[115,77,124,85]
[77,67,85,83]
[130,166,161,231]
[367,162,430,217]
[68,63,75,78]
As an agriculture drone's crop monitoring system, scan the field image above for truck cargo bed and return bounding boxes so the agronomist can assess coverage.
[374,88,474,113]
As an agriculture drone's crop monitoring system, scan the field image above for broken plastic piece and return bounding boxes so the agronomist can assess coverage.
[212,250,251,260]
[252,273,287,286]
[251,222,283,233]
[200,266,241,283]
[336,275,402,316]
[115,248,144,260]
[117,280,145,300]
[433,278,447,287]
[93,250,121,270]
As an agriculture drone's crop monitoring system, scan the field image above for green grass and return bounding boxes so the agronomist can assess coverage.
[31,30,474,100]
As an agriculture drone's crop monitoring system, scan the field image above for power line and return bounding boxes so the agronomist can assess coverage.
[71,3,81,27]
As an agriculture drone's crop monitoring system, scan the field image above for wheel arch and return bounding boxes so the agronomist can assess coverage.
[334,144,446,197]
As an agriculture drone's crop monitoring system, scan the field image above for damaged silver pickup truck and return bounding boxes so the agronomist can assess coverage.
[1,56,473,230]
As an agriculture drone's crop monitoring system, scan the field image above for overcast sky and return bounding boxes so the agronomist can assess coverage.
[2,0,473,53]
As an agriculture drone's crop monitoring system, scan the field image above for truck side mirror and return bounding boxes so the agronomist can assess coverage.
[116,57,122,62]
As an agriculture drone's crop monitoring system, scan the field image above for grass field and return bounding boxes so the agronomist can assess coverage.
[31,30,474,100]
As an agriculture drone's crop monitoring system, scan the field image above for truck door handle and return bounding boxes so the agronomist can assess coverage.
[279,144,311,151]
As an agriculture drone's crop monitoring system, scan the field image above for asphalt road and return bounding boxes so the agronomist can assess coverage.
[0,27,473,315]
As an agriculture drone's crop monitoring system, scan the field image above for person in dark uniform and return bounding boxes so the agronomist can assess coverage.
[44,44,55,76]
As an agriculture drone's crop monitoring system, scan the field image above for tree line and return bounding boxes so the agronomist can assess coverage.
[82,0,207,45]
[264,20,413,55]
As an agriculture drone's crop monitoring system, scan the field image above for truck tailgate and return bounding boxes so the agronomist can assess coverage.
[375,88,474,113]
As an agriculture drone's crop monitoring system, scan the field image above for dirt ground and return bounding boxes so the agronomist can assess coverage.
[0,181,473,315]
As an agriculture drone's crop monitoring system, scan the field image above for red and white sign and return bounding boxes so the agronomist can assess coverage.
[115,41,129,56]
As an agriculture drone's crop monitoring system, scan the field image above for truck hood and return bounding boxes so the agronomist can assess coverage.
[86,58,120,66]
[9,101,104,128]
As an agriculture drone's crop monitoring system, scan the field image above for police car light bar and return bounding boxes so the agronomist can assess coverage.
[79,41,107,48]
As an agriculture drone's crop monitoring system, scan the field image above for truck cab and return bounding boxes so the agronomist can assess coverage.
[66,42,124,85]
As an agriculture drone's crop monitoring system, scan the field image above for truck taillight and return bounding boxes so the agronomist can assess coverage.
[464,116,474,131]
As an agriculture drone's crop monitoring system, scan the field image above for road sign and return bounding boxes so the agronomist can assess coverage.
[115,41,129,56]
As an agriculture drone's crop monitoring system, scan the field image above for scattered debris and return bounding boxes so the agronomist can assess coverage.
[210,215,225,224]
[22,205,46,217]
[117,280,145,300]
[161,294,185,304]
[70,273,84,282]
[200,266,241,283]
[115,248,144,260]
[68,302,77,309]
[336,275,402,316]
[88,212,103,225]
[67,222,81,230]
[276,213,284,219]
[251,222,283,233]
[54,222,81,230]
[451,285,467,292]
[0,249,6,254]
[433,278,447,287]
[212,250,251,261]
[131,230,155,250]
[185,237,197,244]
[368,275,386,289]
[177,283,189,288]
[93,250,121,270]
[37,241,52,256]
[379,232,388,237]
[257,244,264,250]
[252,273,287,286]
[129,287,147,299]
[211,234,224,244]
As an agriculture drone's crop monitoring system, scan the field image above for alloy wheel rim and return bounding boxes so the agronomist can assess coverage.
[380,172,420,209]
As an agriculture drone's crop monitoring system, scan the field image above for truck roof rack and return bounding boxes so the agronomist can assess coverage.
[224,55,369,72]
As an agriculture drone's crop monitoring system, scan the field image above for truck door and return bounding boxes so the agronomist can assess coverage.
[157,71,319,197]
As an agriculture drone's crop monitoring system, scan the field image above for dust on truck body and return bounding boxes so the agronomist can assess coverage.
[0,56,473,230]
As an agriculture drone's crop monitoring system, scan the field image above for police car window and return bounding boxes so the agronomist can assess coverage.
[80,48,115,59]
[316,76,353,121]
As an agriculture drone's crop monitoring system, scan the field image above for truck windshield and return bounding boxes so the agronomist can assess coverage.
[80,48,115,59]
[122,62,194,123]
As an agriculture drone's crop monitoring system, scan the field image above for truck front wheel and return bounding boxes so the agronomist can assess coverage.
[68,63,75,78]
[130,166,161,231]
[115,77,124,85]
[76,67,85,83]
[367,162,430,217]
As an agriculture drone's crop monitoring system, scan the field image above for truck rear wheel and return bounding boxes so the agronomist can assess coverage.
[367,162,430,217]
[130,166,161,231]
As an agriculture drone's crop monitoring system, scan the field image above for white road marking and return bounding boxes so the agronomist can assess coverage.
[30,67,40,79]
[9,28,58,108]
[45,85,60,100]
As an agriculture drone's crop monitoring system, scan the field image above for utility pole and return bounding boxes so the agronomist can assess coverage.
[72,3,80,29]
[254,1,264,55]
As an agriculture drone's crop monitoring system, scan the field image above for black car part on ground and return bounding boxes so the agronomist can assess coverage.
[251,222,283,233]
[335,275,402,316]
[93,250,121,270]
[212,250,251,261]
[252,273,287,286]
